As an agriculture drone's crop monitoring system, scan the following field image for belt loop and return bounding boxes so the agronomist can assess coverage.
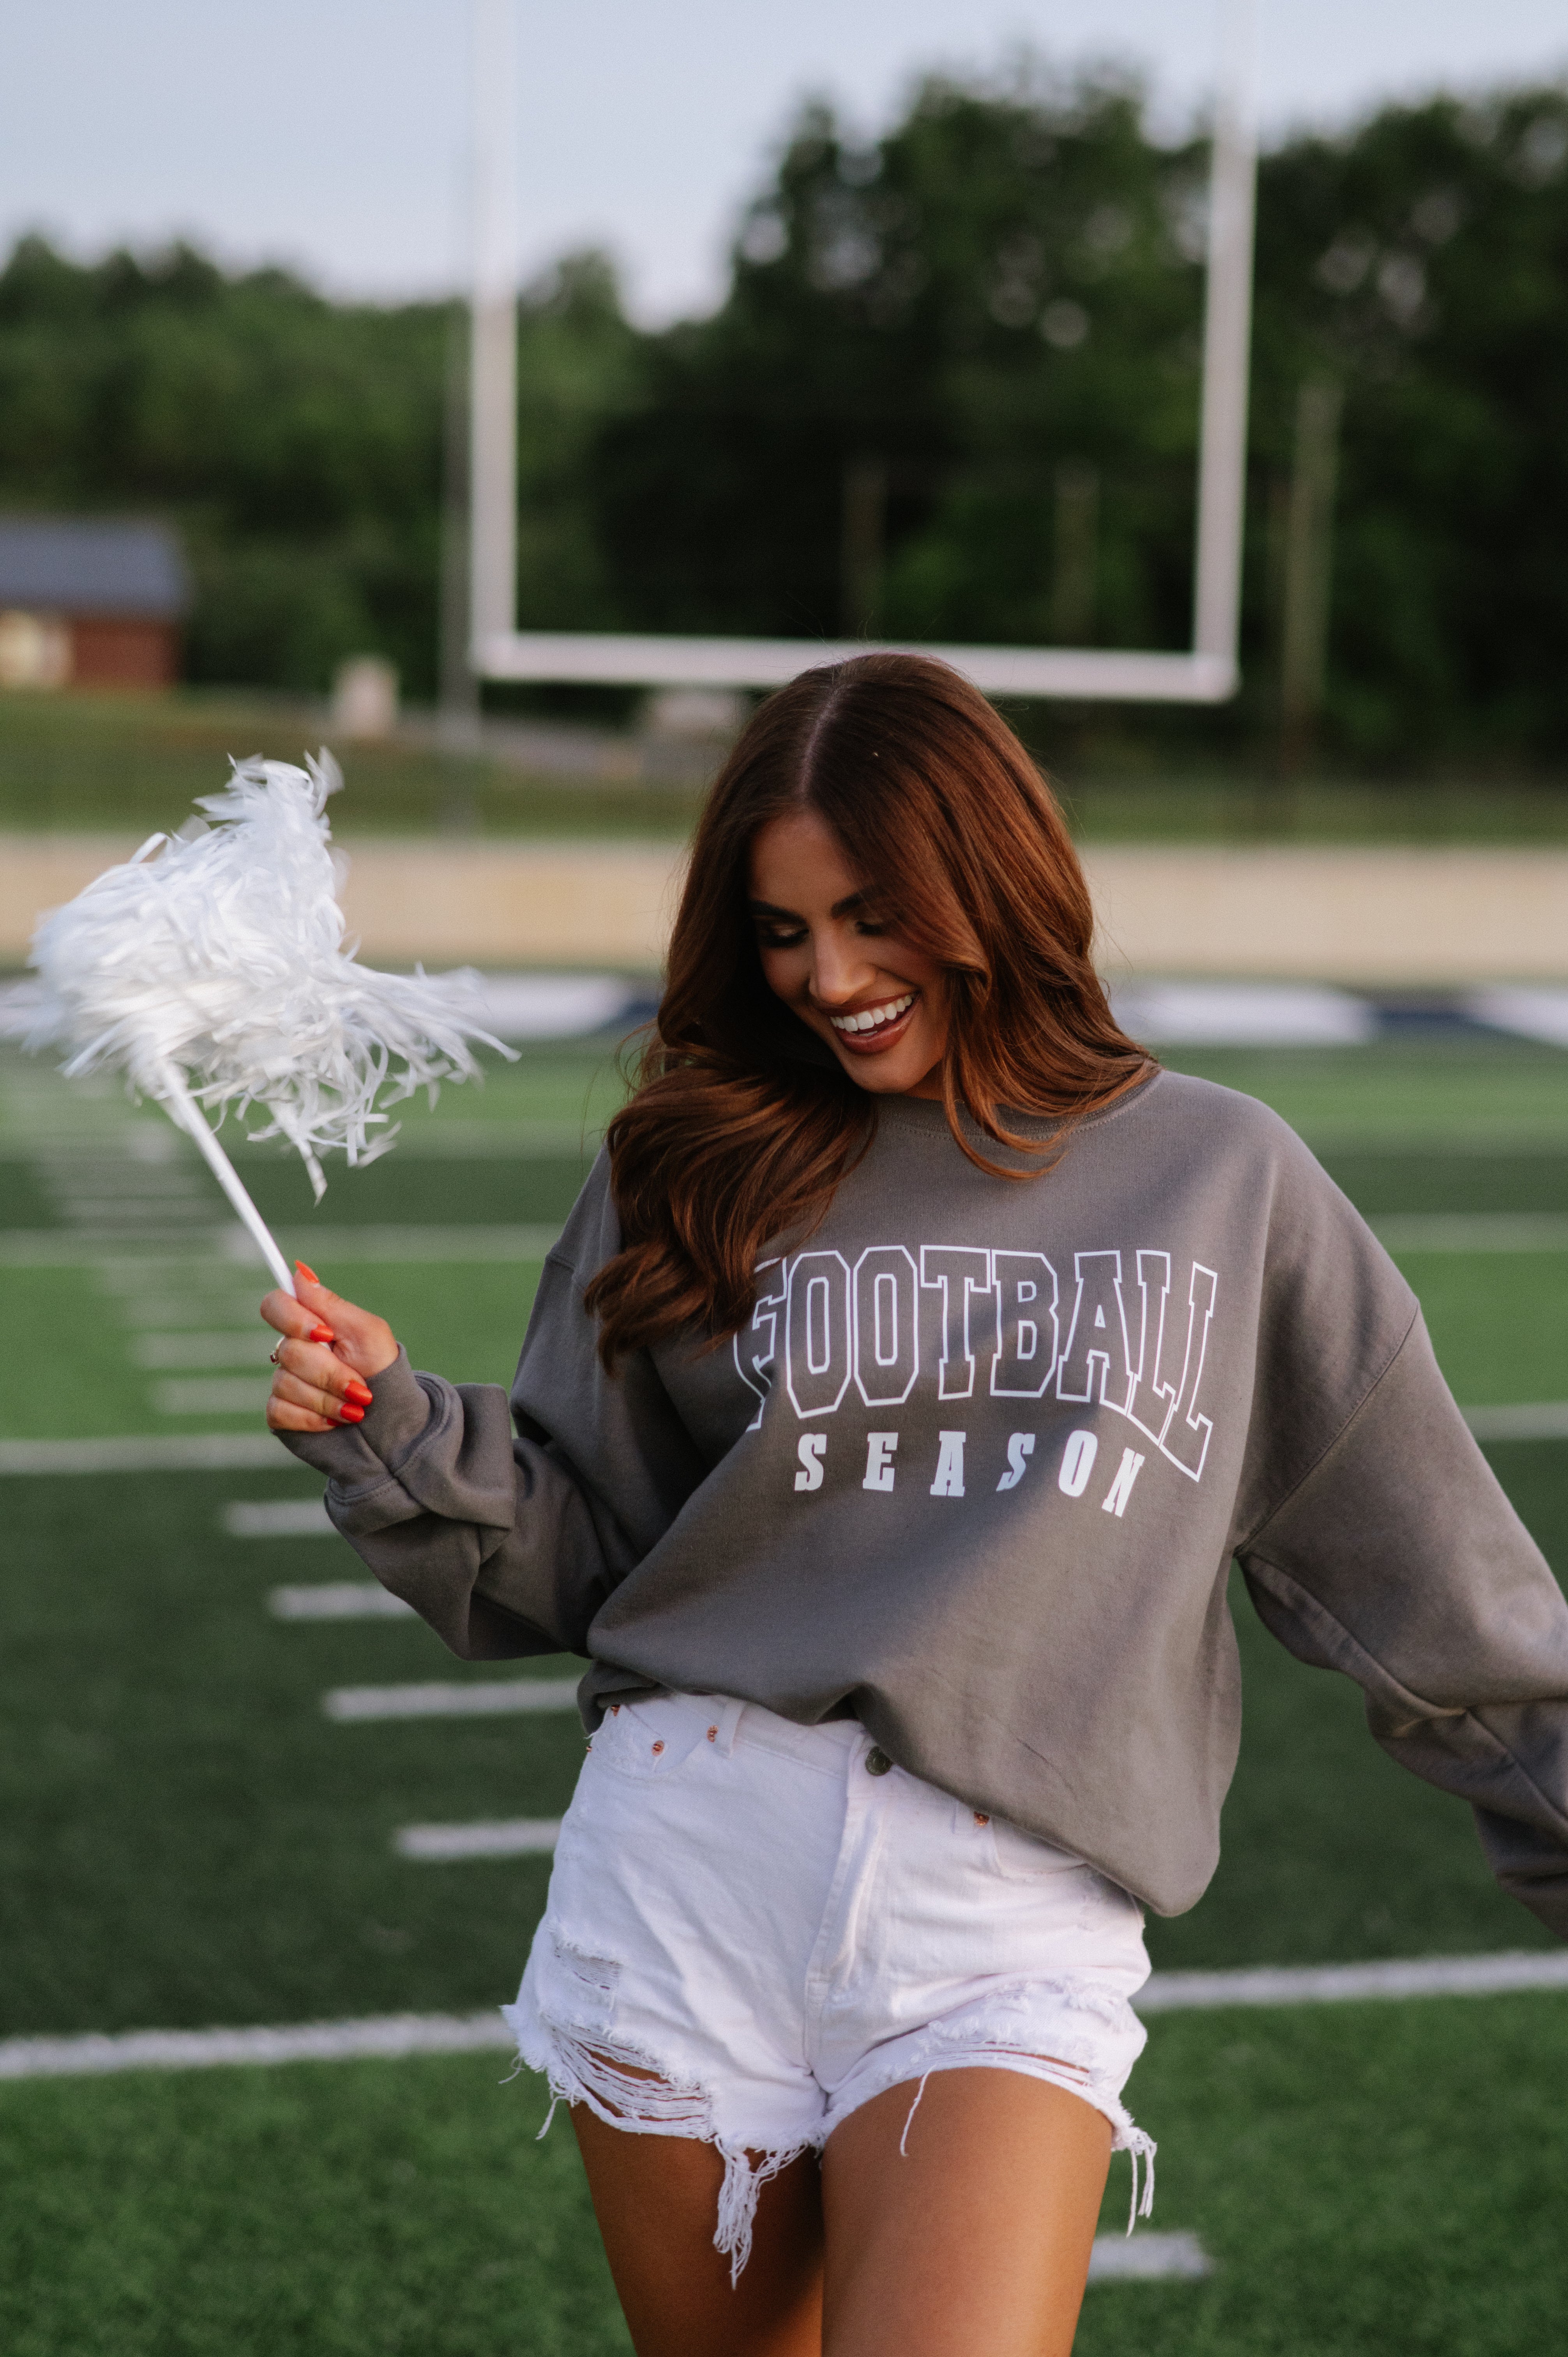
[710,1696,745,1757]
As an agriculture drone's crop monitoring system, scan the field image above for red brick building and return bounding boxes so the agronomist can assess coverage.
[0,517,189,691]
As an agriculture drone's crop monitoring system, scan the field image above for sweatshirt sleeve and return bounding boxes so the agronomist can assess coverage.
[275,1151,709,1661]
[1235,1268,1568,1941]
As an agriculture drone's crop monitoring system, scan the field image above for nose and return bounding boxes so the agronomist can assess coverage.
[808,927,877,1009]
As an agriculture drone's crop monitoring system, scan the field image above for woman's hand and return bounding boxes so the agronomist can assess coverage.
[260,1261,400,1435]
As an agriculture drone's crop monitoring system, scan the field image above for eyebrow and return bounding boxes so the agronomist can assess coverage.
[747,891,872,922]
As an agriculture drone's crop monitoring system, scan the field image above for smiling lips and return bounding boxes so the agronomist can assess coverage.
[826,990,917,1051]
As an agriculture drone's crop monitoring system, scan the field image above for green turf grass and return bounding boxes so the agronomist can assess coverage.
[2,1992,1565,2357]
[1161,1039,1568,1148]
[3,1028,1568,2350]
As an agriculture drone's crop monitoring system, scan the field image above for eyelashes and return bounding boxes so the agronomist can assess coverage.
[754,921,890,950]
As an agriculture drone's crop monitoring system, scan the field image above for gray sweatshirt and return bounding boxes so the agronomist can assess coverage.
[283,1071,1568,1932]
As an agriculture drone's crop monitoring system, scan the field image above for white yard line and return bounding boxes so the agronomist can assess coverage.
[0,1435,286,1474]
[1462,1402,1568,1441]
[152,1376,276,1416]
[326,1679,580,1721]
[1375,1214,1568,1251]
[134,1333,276,1370]
[281,1225,564,1263]
[225,1500,334,1537]
[0,1223,563,1267]
[0,2011,516,2078]
[4,1947,1564,2084]
[396,1818,563,1860]
[1135,1949,1568,2011]
[271,1584,415,1620]
[1087,2231,1211,2283]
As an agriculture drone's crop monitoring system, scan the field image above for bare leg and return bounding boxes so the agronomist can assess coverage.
[571,2102,824,2357]
[820,2069,1113,2357]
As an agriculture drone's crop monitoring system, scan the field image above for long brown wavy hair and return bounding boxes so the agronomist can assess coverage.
[586,653,1153,1364]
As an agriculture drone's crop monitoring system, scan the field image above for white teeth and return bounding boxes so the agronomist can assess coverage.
[830,992,914,1035]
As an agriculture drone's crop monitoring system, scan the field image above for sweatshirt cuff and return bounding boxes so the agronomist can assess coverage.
[353,1346,436,1466]
[275,1346,434,1482]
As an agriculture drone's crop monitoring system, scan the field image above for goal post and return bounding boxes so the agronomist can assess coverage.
[468,0,1257,704]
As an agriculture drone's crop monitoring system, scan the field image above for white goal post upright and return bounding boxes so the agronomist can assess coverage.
[469,0,1258,704]
[468,0,519,670]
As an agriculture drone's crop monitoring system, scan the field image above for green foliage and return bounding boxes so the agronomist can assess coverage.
[1252,90,1568,759]
[592,70,1208,650]
[0,240,641,698]
[2,66,1566,761]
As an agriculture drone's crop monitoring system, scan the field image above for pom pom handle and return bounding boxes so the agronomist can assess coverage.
[158,1062,297,1298]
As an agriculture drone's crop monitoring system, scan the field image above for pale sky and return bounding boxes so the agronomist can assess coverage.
[4,2,1566,322]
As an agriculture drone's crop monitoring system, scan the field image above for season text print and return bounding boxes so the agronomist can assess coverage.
[735,1244,1218,1482]
[793,1422,1148,1518]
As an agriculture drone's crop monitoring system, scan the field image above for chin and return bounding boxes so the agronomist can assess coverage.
[830,1042,935,1094]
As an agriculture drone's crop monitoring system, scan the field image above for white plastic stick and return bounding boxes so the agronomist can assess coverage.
[157,1063,297,1298]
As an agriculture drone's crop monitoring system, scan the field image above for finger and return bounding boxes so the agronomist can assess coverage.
[290,1263,399,1378]
[261,1287,336,1345]
[267,1395,338,1435]
[271,1369,368,1425]
[270,1341,373,1407]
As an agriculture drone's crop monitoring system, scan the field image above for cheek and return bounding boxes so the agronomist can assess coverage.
[757,946,803,1002]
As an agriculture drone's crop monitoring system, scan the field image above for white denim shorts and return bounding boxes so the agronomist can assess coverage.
[506,1689,1154,2279]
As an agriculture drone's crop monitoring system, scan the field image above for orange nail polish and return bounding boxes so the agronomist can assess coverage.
[310,1326,336,1343]
[345,1383,372,1406]
[337,1405,365,1424]
[295,1262,321,1286]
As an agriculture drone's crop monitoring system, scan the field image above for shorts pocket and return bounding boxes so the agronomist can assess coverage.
[589,1691,712,1783]
[984,1816,1097,1884]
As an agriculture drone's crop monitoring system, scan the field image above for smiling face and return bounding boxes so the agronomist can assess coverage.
[747,805,950,1099]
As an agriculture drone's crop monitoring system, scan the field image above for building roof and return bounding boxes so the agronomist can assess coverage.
[0,517,189,618]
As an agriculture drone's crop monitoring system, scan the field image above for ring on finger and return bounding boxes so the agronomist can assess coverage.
[269,1341,286,1366]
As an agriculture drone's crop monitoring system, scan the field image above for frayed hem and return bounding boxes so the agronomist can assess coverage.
[505,2002,813,2286]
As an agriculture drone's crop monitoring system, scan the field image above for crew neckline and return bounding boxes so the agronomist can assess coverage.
[871,1065,1164,1146]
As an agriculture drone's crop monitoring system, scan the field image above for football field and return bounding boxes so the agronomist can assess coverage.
[2,1029,1567,2354]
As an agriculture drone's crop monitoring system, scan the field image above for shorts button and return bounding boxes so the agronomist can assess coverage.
[865,1746,892,1777]
[652,1740,665,1755]
[707,1726,719,1741]
[974,1811,990,1826]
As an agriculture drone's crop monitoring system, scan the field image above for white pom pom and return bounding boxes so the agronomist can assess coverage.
[27,752,509,1206]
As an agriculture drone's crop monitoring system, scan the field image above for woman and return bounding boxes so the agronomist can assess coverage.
[263,654,1568,2357]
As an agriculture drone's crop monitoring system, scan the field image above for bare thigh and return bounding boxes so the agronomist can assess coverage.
[570,2101,824,2357]
[570,2064,1111,2357]
[819,2069,1113,2357]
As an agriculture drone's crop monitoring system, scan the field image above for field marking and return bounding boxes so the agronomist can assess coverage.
[271,1583,416,1620]
[0,1223,563,1267]
[4,1947,1565,2085]
[396,1818,563,1860]
[1375,1214,1568,1251]
[283,1225,564,1263]
[0,1434,286,1474]
[133,1333,275,1371]
[225,1499,334,1538]
[1135,1949,1568,2012]
[1462,1402,1568,1441]
[152,1376,276,1415]
[0,2011,517,2080]
[1087,2231,1211,2283]
[1111,982,1376,1048]
[327,1678,580,1722]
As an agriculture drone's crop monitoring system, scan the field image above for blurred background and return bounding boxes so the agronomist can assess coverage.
[2,6,1568,2354]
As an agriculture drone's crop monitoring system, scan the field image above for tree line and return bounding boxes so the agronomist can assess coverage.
[1,63,1565,765]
